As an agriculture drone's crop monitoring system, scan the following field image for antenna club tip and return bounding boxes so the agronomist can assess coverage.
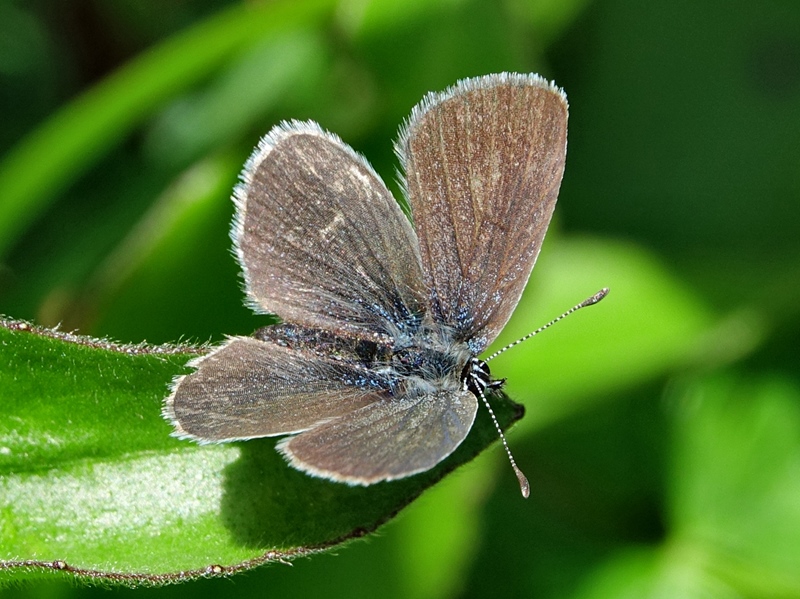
[515,469,531,499]
[582,287,610,307]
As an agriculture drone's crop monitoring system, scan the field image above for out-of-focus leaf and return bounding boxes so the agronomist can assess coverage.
[143,29,328,168]
[568,374,800,599]
[489,236,764,431]
[0,0,335,259]
[667,375,800,596]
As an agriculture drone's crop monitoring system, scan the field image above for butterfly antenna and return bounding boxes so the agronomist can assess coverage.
[485,288,609,363]
[476,385,530,498]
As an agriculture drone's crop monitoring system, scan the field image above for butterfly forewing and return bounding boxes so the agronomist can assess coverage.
[398,74,568,351]
[235,122,428,338]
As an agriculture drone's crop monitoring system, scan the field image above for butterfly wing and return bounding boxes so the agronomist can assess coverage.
[235,121,428,338]
[279,388,478,484]
[397,73,568,352]
[167,336,478,484]
[165,336,384,442]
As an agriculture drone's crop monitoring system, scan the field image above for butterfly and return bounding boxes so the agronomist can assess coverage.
[164,73,574,498]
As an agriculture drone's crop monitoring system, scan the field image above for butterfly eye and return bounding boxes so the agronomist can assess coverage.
[461,358,493,395]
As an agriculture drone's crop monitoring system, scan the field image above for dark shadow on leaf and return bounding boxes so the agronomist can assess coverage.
[219,391,524,549]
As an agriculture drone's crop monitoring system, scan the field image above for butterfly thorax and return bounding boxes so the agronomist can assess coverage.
[387,321,473,396]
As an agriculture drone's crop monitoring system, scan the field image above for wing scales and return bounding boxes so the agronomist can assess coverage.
[279,388,477,484]
[166,336,384,442]
[398,73,568,351]
[235,122,428,337]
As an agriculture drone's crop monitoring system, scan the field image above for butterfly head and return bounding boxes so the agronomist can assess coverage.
[461,358,505,397]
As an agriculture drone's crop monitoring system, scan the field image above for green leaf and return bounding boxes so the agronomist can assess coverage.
[0,319,522,585]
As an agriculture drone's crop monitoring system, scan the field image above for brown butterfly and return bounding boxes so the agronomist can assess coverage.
[164,73,592,498]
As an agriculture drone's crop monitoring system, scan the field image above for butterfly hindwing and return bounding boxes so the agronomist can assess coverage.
[166,335,384,442]
[279,388,478,484]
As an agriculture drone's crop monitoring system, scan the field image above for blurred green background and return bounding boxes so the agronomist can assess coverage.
[1,0,799,597]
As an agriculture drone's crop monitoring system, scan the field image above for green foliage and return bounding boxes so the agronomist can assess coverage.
[1,0,798,596]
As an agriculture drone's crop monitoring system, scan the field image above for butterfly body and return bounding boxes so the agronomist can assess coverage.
[254,319,475,397]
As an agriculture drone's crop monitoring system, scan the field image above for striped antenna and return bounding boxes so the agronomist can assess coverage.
[474,383,530,498]
[485,288,609,363]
